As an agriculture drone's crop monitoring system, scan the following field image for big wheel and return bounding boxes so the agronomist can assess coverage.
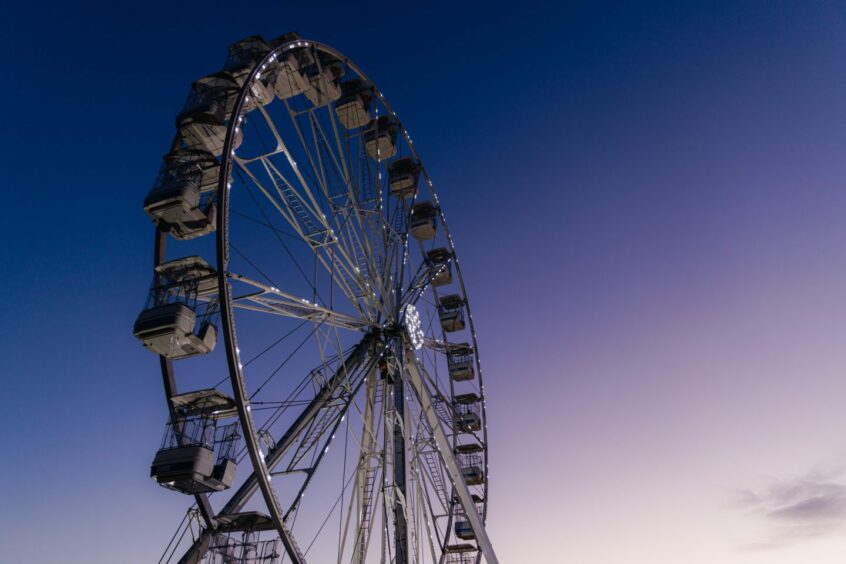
[134,33,498,564]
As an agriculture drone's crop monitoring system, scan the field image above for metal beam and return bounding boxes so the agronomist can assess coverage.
[229,273,374,331]
[176,333,374,563]
[402,337,499,564]
[393,344,409,564]
[352,362,379,564]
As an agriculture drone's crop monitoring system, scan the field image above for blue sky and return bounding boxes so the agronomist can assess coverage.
[3,1,846,562]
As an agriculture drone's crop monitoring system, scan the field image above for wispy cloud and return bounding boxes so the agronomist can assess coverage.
[733,467,846,550]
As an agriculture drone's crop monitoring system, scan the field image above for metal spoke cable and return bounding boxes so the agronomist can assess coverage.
[232,208,303,241]
[303,464,359,557]
[244,320,309,368]
[158,509,193,564]
[237,167,325,304]
[232,244,280,289]
[251,399,313,408]
[250,321,324,399]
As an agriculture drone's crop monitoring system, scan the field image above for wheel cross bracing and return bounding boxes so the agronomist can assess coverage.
[134,33,498,564]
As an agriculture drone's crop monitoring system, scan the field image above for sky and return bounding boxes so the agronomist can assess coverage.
[2,1,846,562]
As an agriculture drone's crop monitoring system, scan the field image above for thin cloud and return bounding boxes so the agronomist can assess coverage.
[733,468,846,550]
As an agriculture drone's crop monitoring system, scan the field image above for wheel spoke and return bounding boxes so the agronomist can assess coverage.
[229,272,374,331]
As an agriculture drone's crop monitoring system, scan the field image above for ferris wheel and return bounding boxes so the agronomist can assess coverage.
[134,33,498,564]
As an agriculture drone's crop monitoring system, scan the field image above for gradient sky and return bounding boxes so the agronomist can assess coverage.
[2,1,846,562]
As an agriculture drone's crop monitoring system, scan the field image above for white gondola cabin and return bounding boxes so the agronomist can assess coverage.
[176,73,243,156]
[438,294,465,332]
[151,389,240,495]
[274,50,309,99]
[335,79,372,129]
[155,255,218,297]
[223,36,276,110]
[388,157,420,198]
[211,532,280,563]
[303,52,344,107]
[144,149,219,240]
[454,393,482,432]
[134,256,219,359]
[453,494,485,542]
[444,544,478,564]
[454,520,475,541]
[426,247,453,287]
[236,70,276,111]
[455,443,485,486]
[270,33,311,100]
[447,345,474,381]
[410,201,437,240]
[223,36,271,74]
[134,303,217,359]
[363,116,397,159]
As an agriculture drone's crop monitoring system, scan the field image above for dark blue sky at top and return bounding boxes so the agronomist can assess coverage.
[2,1,846,561]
